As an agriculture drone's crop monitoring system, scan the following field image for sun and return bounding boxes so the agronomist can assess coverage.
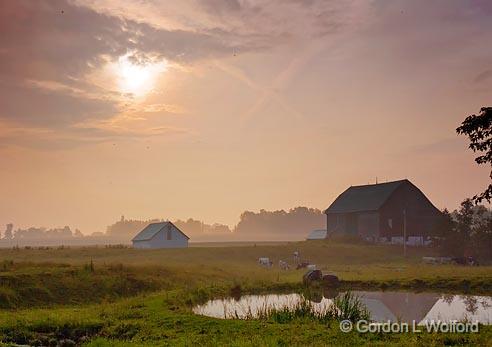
[115,54,167,97]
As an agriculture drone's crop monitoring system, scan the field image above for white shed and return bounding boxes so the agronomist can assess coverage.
[306,229,328,240]
[132,221,189,249]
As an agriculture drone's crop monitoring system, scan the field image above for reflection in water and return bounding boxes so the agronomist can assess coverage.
[423,294,492,324]
[193,291,492,324]
[352,291,438,323]
[464,296,478,315]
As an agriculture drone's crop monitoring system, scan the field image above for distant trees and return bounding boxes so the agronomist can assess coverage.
[107,207,327,241]
[0,224,85,241]
[173,219,232,236]
[432,209,462,257]
[234,207,325,240]
[105,216,232,241]
[104,208,324,242]
[433,107,492,260]
[4,225,77,240]
[1,207,325,243]
[433,199,492,261]
[3,224,13,239]
[456,107,492,203]
[105,217,159,239]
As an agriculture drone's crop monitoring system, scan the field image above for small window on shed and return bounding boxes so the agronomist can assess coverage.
[388,219,393,229]
[166,229,172,240]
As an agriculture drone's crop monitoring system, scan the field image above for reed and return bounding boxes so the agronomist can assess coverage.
[228,291,370,324]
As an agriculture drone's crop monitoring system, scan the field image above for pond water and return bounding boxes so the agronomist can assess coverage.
[193,291,492,324]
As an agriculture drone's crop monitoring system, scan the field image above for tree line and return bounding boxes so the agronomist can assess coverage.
[1,207,325,242]
[433,200,491,261]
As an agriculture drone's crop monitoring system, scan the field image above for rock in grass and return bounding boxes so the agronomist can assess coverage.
[322,274,340,287]
[303,269,322,285]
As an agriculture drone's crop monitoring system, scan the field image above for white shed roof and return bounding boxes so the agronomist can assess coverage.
[132,221,189,241]
[306,229,328,240]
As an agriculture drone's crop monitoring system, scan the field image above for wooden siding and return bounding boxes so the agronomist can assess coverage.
[378,182,442,238]
[326,180,442,239]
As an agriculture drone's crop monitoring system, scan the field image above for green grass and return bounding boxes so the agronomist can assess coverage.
[1,289,491,346]
[1,241,491,300]
[249,291,370,324]
[0,240,491,346]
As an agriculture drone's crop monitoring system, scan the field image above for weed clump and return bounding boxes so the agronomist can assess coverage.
[235,291,370,324]
[0,260,14,271]
[329,291,370,322]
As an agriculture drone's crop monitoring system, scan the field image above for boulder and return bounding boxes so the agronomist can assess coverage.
[323,287,340,299]
[322,274,340,287]
[303,269,322,285]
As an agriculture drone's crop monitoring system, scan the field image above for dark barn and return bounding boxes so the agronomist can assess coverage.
[324,179,442,242]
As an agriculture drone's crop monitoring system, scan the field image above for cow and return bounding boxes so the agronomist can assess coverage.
[279,260,290,270]
[296,261,310,270]
[258,257,272,267]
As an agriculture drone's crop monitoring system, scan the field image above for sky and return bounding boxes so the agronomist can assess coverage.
[0,0,491,234]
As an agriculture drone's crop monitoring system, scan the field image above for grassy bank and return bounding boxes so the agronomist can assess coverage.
[0,241,491,307]
[0,241,491,345]
[1,289,491,346]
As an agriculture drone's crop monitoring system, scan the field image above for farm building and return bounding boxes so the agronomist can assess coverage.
[132,221,189,249]
[306,229,328,240]
[324,179,442,243]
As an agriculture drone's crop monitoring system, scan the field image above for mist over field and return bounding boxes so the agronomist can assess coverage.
[0,1,491,345]
[0,207,325,245]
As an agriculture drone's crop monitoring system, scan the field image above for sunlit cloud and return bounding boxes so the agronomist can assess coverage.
[113,53,168,97]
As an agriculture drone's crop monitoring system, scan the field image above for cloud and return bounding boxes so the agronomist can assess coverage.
[3,0,490,149]
[198,0,242,14]
[0,0,246,147]
[0,118,189,150]
[0,79,117,127]
[78,0,359,51]
[194,0,359,49]
[1,0,264,88]
[0,0,356,149]
[399,138,467,158]
[1,0,121,83]
[475,70,492,84]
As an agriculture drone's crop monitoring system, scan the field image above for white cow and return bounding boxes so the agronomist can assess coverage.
[258,257,272,267]
[279,260,290,270]
[306,264,317,271]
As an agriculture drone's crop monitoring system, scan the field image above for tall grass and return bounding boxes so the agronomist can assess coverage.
[231,291,370,324]
[329,291,370,322]
[256,298,327,323]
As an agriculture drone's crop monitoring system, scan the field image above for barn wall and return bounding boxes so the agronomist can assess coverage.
[357,212,379,239]
[327,213,359,234]
[132,240,153,249]
[133,225,188,249]
[326,213,339,232]
[327,213,349,233]
[379,182,442,238]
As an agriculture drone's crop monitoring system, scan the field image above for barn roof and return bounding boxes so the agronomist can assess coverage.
[132,221,189,241]
[325,179,409,214]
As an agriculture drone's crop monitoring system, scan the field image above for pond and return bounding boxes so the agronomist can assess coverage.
[193,291,492,324]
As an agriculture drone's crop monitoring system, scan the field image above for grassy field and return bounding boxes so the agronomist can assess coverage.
[0,240,491,346]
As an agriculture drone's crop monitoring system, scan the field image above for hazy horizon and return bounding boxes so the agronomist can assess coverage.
[1,180,487,236]
[1,0,491,235]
